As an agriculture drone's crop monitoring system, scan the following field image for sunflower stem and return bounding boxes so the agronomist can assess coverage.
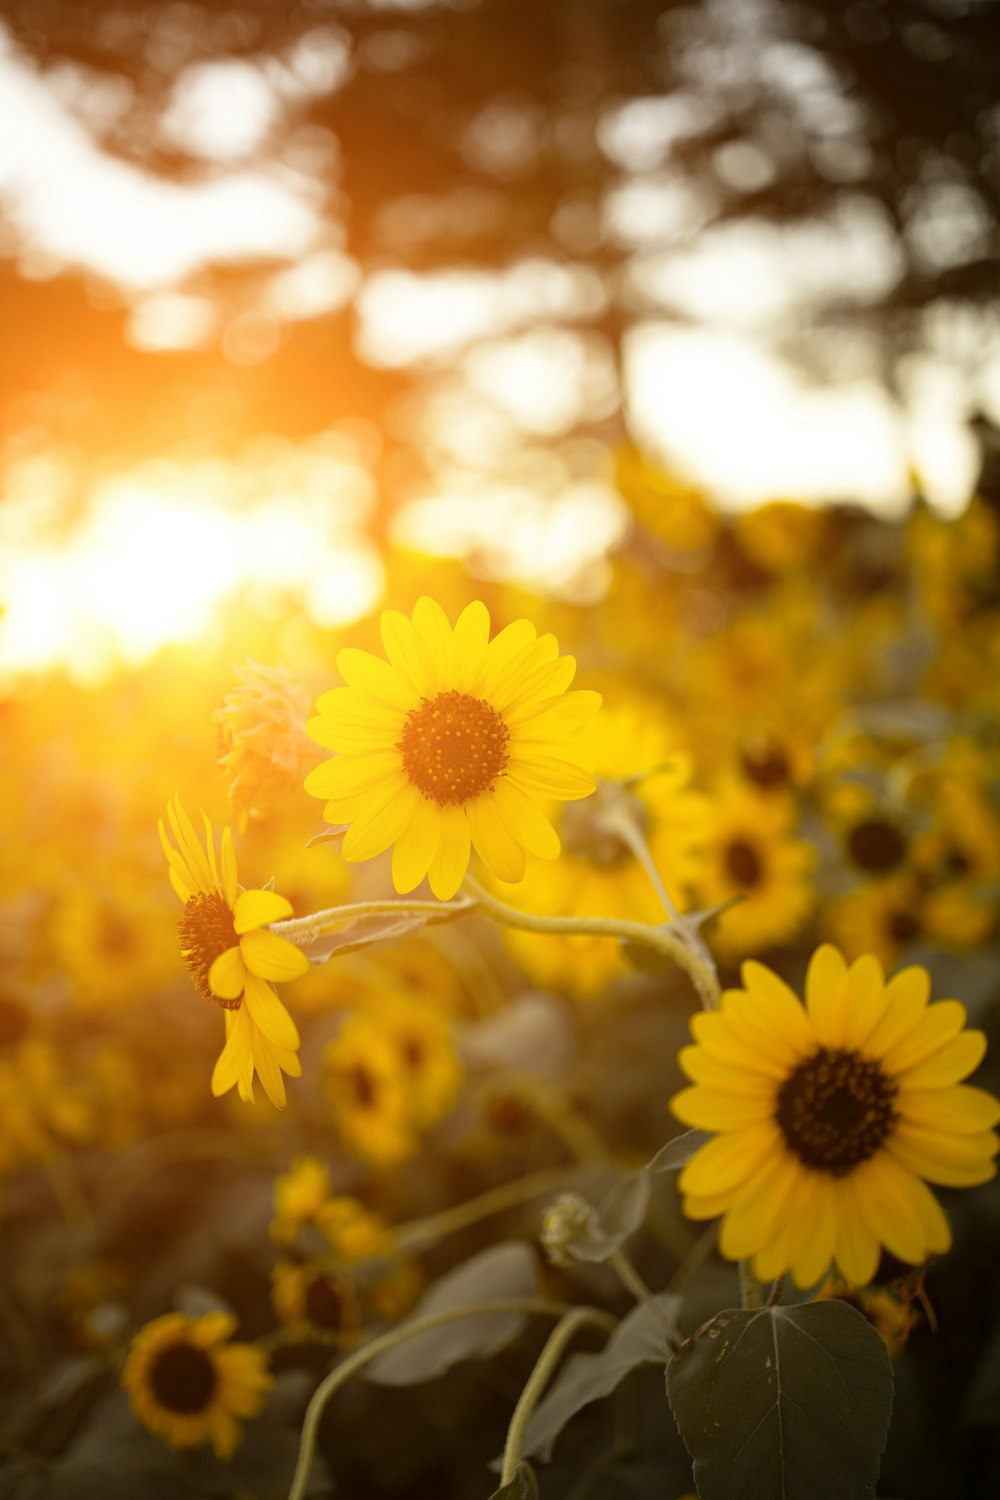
[739,1260,764,1309]
[609,1250,677,1340]
[271,897,473,947]
[462,875,721,1009]
[285,1298,615,1500]
[500,1308,615,1485]
[393,1165,594,1251]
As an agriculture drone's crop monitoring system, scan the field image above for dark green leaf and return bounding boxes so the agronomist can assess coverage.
[520,1296,680,1461]
[667,1301,893,1500]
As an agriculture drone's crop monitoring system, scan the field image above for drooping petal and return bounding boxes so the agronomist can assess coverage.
[208,945,246,1001]
[392,796,441,892]
[466,792,527,883]
[341,779,418,861]
[239,927,310,982]
[427,804,472,900]
[243,971,300,1050]
[212,1006,254,1097]
[493,779,561,860]
[250,1021,287,1109]
[233,889,294,933]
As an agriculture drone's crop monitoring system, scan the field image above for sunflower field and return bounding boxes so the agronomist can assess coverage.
[4,2,1000,1498]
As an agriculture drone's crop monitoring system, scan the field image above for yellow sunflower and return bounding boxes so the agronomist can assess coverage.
[122,1311,272,1460]
[159,795,309,1108]
[672,945,1000,1288]
[305,598,601,899]
[695,786,815,959]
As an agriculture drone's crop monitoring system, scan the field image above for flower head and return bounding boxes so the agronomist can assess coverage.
[159,796,308,1108]
[305,598,601,899]
[122,1311,271,1460]
[215,660,317,827]
[672,945,1000,1288]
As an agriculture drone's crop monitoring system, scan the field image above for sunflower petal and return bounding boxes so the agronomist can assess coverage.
[494,779,561,860]
[239,928,310,982]
[250,1021,287,1109]
[233,889,294,933]
[896,1029,987,1090]
[833,1179,881,1285]
[208,946,246,1001]
[337,647,419,712]
[897,1085,1000,1134]
[466,792,527,883]
[212,1006,254,1097]
[243,971,300,1050]
[411,596,455,690]
[880,1000,967,1074]
[507,756,596,801]
[392,797,441,893]
[670,1085,772,1131]
[341,780,418,861]
[427,804,472,900]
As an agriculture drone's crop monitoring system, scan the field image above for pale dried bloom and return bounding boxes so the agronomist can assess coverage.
[215,661,317,826]
[540,1192,600,1267]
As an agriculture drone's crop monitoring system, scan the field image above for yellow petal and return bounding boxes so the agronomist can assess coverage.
[688,1010,788,1079]
[208,946,246,1001]
[897,1085,1000,1135]
[466,792,527,884]
[474,620,537,697]
[159,817,193,897]
[804,943,848,1018]
[380,609,436,698]
[888,1123,999,1186]
[493,779,561,860]
[494,651,576,716]
[719,1153,801,1260]
[341,779,417,862]
[212,1006,254,1096]
[678,1045,780,1097]
[427,804,472,900]
[863,965,930,1058]
[506,687,602,734]
[411,596,455,689]
[850,1156,929,1264]
[220,826,238,905]
[507,756,596,801]
[168,866,193,904]
[392,796,441,893]
[233,889,294,933]
[736,964,815,1055]
[243,971,300,1050]
[670,1086,773,1132]
[452,600,491,692]
[336,646,419,712]
[308,697,404,754]
[239,928,310,982]
[679,1124,778,1196]
[305,750,403,802]
[250,1021,287,1108]
[880,1000,967,1075]
[897,1029,987,1091]
[167,796,215,895]
[788,1176,838,1289]
[833,1179,881,1285]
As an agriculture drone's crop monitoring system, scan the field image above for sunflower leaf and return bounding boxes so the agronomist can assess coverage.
[365,1241,540,1386]
[517,1296,680,1462]
[562,1170,650,1263]
[486,1463,539,1499]
[646,1130,712,1173]
[295,900,473,963]
[666,1300,894,1500]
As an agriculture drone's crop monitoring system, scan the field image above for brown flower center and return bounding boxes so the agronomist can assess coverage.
[303,1273,355,1331]
[724,837,764,889]
[776,1046,899,1176]
[398,690,509,805]
[177,892,240,1010]
[847,817,907,874]
[740,740,791,790]
[148,1340,218,1414]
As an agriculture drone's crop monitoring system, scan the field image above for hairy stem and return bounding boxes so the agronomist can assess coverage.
[500,1308,616,1485]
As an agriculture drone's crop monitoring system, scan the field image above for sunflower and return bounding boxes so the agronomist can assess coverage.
[305,598,601,899]
[272,1260,361,1341]
[122,1311,271,1460]
[694,786,815,960]
[672,945,1000,1288]
[159,795,309,1108]
[323,1018,416,1166]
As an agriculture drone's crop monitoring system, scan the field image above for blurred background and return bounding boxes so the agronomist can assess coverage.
[2,0,1000,683]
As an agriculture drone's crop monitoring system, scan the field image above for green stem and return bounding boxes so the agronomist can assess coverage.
[286,1298,606,1500]
[739,1260,763,1310]
[500,1308,616,1486]
[609,1250,676,1339]
[462,876,720,1010]
[394,1166,594,1252]
[272,897,472,948]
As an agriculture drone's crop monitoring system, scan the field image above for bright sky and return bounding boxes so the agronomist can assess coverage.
[0,18,994,680]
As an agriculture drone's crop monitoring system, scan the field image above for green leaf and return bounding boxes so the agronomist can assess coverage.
[519,1296,680,1461]
[666,1301,894,1500]
[486,1463,539,1499]
[365,1241,540,1386]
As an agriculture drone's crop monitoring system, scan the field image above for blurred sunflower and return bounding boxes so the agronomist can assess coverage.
[122,1311,271,1460]
[323,1018,416,1166]
[812,1278,918,1357]
[272,1261,361,1341]
[672,945,1000,1287]
[159,796,308,1108]
[695,787,815,959]
[305,597,600,898]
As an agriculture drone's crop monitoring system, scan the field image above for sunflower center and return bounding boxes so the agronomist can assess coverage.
[148,1340,218,1414]
[725,838,763,888]
[776,1046,899,1176]
[0,997,31,1047]
[398,690,509,805]
[304,1273,352,1331]
[348,1064,376,1109]
[740,741,791,790]
[847,817,907,874]
[177,892,240,1010]
[888,908,922,944]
